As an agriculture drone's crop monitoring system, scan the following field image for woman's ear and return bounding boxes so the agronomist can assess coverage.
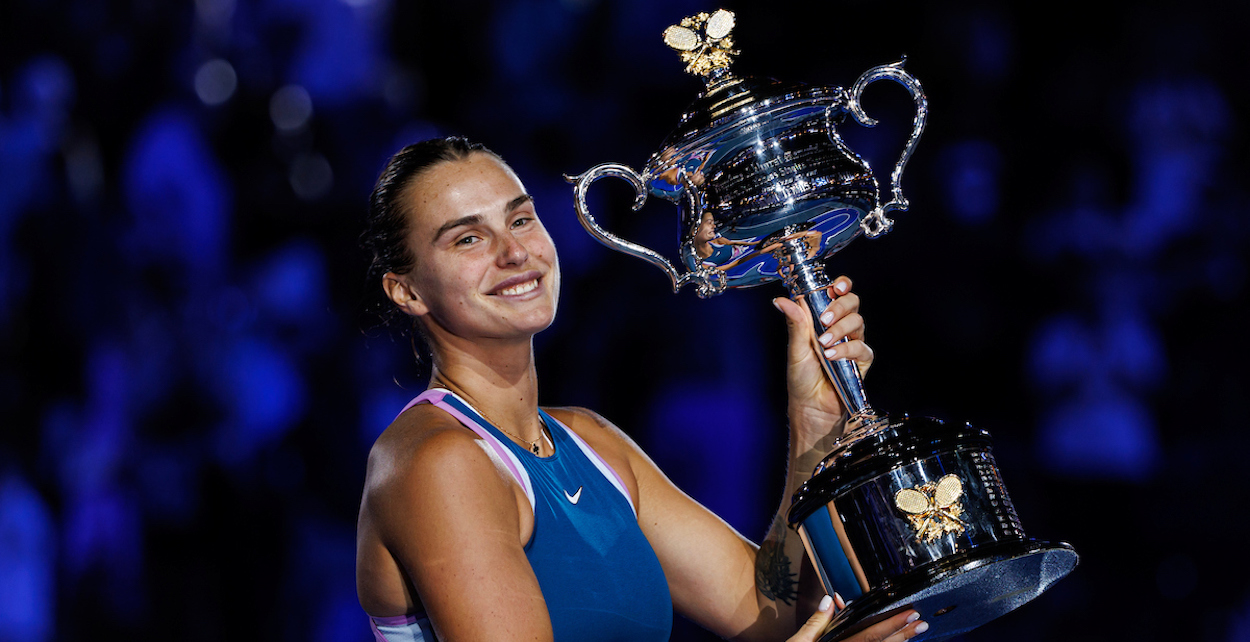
[382,272,429,317]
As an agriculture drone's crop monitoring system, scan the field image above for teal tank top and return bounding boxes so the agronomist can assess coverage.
[370,388,672,642]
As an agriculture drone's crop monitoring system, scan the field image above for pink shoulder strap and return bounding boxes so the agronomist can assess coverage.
[400,388,536,512]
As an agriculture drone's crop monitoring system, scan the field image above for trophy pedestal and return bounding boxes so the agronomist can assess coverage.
[789,414,1078,642]
[818,540,1078,641]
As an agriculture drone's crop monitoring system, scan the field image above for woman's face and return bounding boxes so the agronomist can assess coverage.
[695,211,716,243]
[391,153,560,345]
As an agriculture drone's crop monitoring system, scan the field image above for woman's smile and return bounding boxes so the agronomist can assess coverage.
[492,273,542,298]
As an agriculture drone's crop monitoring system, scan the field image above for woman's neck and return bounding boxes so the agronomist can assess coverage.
[428,338,543,443]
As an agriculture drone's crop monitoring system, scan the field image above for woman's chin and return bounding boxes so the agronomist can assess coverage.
[497,306,558,340]
[522,311,558,336]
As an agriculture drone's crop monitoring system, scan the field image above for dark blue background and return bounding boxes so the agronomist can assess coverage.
[1,1,1247,640]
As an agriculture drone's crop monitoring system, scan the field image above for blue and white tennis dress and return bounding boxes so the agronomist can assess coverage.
[369,388,673,642]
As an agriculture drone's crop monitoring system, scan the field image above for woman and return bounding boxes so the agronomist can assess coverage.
[355,137,928,642]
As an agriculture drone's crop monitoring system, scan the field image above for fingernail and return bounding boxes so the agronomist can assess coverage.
[820,310,834,325]
[824,347,838,359]
[818,333,833,346]
[832,592,844,609]
[906,612,920,623]
[915,621,929,634]
[818,595,833,612]
[835,281,849,294]
[773,298,784,312]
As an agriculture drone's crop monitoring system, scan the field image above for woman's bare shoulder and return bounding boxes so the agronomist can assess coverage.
[544,406,649,458]
[359,403,536,624]
[364,404,499,497]
[546,405,617,436]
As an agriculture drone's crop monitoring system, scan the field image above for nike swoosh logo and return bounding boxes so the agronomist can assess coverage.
[564,486,583,505]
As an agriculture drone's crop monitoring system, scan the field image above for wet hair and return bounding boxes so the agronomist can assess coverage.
[361,136,503,335]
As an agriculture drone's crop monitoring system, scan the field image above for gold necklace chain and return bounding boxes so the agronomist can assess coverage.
[434,381,549,455]
[492,418,549,456]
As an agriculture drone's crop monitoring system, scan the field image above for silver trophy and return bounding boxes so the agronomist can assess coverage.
[567,10,1077,642]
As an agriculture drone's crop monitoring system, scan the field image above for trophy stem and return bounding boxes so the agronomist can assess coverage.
[775,236,876,426]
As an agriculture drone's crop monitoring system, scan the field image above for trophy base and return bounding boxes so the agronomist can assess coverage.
[819,540,1078,642]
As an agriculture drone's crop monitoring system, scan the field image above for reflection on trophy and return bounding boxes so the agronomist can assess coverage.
[567,9,1078,642]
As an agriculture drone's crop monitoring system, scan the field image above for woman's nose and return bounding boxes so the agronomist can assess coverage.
[497,233,529,265]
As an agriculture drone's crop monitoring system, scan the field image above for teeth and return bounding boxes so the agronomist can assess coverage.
[499,278,539,296]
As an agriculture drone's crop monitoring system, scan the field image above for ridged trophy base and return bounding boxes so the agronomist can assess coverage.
[789,412,1079,642]
[818,540,1078,641]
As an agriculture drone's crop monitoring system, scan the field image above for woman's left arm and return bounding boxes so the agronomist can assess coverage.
[761,275,874,629]
[604,276,874,641]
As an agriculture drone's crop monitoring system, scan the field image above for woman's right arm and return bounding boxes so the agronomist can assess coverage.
[361,420,553,641]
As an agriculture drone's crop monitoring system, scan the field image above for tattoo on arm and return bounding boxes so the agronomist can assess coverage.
[755,538,799,605]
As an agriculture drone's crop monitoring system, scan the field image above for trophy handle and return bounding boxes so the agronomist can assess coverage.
[846,59,929,238]
[566,163,725,296]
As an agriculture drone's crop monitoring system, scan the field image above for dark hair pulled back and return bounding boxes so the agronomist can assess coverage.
[361,136,502,331]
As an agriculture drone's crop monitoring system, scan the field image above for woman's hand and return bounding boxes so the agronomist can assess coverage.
[772,275,873,452]
[787,594,927,642]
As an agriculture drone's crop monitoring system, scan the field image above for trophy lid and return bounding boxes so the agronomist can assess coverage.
[654,10,846,154]
[661,9,739,79]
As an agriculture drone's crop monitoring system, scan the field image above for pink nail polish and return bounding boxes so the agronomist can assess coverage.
[820,310,834,325]
[835,282,848,294]
[824,347,838,359]
[817,595,833,612]
[906,612,920,623]
[914,621,929,634]
[819,333,833,346]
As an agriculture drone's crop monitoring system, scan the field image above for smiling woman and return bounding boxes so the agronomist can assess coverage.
[382,151,559,346]
[353,136,925,642]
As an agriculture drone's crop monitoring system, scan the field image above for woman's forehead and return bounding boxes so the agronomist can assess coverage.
[405,155,526,226]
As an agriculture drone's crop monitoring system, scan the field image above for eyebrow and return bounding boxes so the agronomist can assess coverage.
[430,194,535,243]
[506,194,534,213]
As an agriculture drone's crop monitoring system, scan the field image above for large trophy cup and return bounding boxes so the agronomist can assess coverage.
[567,9,1078,642]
